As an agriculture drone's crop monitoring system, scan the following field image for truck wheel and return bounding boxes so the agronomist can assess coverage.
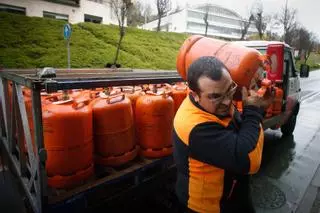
[281,114,297,136]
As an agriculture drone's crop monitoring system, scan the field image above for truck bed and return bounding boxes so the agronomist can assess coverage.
[0,68,286,213]
[0,68,182,213]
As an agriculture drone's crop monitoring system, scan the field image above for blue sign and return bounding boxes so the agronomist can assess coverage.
[63,24,72,40]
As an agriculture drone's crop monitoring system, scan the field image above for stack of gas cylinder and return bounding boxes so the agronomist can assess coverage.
[17,82,187,189]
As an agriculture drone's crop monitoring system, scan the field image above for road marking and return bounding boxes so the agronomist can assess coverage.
[301,91,320,103]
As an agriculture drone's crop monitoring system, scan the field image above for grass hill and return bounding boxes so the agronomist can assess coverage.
[0,12,188,69]
[1,12,319,70]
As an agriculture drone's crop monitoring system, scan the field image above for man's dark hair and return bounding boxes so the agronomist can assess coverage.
[187,56,227,94]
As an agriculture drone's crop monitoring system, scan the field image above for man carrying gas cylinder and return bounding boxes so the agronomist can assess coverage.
[173,56,273,213]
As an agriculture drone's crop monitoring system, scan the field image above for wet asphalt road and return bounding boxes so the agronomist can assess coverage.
[252,69,320,213]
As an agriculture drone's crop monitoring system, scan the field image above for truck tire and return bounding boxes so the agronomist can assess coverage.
[281,114,297,136]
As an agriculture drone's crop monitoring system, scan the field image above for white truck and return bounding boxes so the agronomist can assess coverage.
[235,40,307,135]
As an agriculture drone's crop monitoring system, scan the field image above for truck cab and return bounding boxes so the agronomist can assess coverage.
[234,40,306,135]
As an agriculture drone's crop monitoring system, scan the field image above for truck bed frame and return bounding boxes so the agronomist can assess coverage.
[0,68,182,213]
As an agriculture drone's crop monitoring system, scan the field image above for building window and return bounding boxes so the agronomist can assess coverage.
[44,0,80,7]
[84,14,103,24]
[43,11,69,21]
[187,21,241,36]
[0,3,26,15]
[88,0,104,3]
[187,11,240,27]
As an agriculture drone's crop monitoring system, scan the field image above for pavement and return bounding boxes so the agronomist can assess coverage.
[296,164,320,213]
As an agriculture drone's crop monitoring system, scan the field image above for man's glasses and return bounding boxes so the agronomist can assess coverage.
[208,81,238,103]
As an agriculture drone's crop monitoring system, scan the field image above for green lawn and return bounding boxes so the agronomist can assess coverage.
[307,53,320,70]
[0,12,188,69]
[295,52,320,71]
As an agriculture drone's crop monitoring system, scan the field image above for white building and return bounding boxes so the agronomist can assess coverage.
[0,0,118,25]
[142,3,257,40]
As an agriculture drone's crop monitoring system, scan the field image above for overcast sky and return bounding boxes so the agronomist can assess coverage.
[141,0,320,39]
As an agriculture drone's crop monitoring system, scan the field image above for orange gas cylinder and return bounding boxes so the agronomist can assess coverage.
[160,84,173,93]
[92,92,137,167]
[147,84,162,93]
[234,101,243,113]
[71,89,99,101]
[122,86,144,147]
[17,88,44,154]
[265,105,273,118]
[68,89,85,99]
[18,89,65,154]
[43,97,93,189]
[272,87,284,115]
[176,35,265,97]
[75,88,104,99]
[171,83,188,114]
[7,81,13,112]
[111,87,122,95]
[257,79,272,97]
[135,91,174,158]
[122,86,144,114]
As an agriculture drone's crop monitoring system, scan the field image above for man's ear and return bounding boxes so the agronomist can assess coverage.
[190,90,200,102]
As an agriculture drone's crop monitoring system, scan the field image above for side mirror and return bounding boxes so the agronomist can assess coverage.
[300,64,310,78]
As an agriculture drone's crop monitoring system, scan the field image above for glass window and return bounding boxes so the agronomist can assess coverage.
[84,14,103,24]
[188,10,240,27]
[43,11,68,21]
[284,49,296,77]
[88,0,104,3]
[49,0,80,6]
[256,49,267,55]
[0,3,26,15]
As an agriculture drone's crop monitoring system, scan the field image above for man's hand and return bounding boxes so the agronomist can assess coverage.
[242,87,274,109]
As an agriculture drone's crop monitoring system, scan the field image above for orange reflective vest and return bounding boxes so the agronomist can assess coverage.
[173,95,264,213]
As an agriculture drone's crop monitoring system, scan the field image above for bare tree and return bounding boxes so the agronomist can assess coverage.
[316,41,320,54]
[262,13,281,41]
[110,0,133,66]
[203,4,209,36]
[291,26,315,62]
[173,1,183,13]
[155,0,171,32]
[252,3,268,40]
[285,24,299,46]
[240,14,254,40]
[305,36,315,64]
[143,3,152,24]
[277,0,297,44]
[297,27,316,63]
[127,1,144,26]
[265,30,281,41]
